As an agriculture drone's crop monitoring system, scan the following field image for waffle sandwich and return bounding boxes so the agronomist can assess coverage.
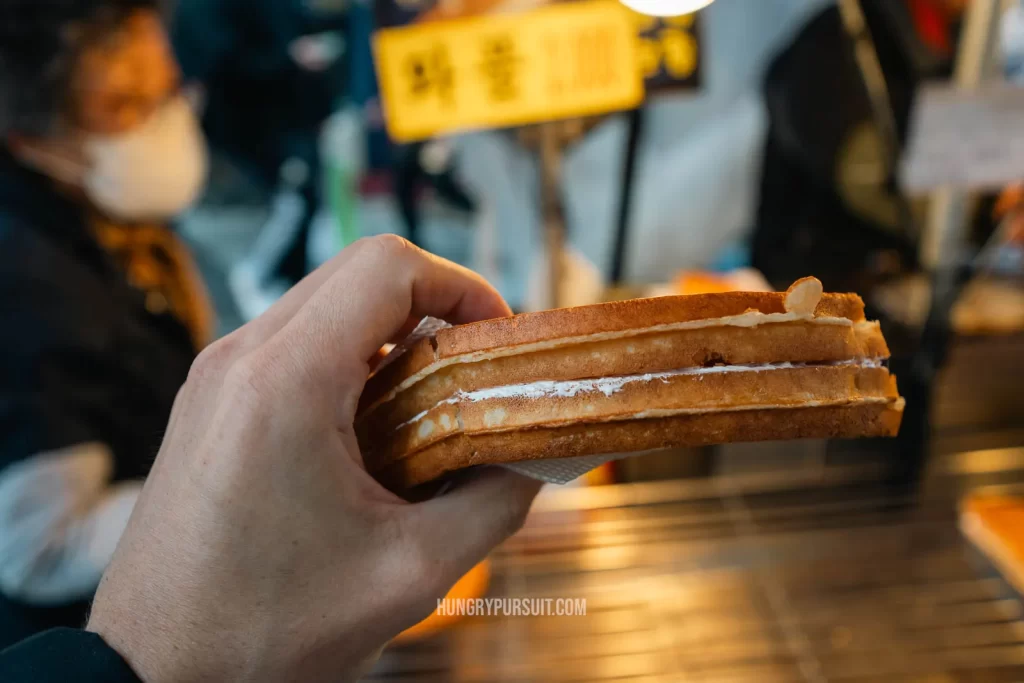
[357,277,904,491]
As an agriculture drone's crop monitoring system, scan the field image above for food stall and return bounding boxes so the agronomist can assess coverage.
[362,0,1024,679]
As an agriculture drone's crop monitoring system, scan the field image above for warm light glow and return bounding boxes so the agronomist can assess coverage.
[619,0,714,18]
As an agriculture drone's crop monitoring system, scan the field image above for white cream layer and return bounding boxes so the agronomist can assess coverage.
[394,358,885,432]
[368,311,860,415]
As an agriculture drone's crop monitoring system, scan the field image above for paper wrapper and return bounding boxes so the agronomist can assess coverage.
[501,452,626,485]
[375,316,453,372]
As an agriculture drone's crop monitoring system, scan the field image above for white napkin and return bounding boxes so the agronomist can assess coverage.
[501,452,631,485]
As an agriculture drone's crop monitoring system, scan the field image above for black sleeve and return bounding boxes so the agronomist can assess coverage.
[0,231,112,473]
[0,220,192,481]
[170,0,237,83]
[172,0,302,84]
[0,223,129,474]
[0,629,141,683]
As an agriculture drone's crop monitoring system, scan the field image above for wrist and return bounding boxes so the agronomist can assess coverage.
[87,587,217,683]
[87,577,393,683]
[86,614,168,683]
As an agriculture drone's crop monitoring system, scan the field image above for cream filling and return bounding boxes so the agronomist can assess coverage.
[367,310,860,415]
[393,358,886,433]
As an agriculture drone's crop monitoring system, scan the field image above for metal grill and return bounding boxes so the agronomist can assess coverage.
[366,461,1024,682]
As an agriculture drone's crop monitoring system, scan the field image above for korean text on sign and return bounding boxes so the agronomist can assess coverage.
[374,0,644,143]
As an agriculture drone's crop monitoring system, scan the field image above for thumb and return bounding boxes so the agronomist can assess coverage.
[411,468,542,584]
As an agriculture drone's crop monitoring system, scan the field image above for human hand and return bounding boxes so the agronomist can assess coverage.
[86,236,542,682]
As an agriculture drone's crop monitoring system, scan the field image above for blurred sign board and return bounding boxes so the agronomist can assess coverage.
[902,84,1024,193]
[374,0,703,94]
[630,11,702,92]
[375,1,645,142]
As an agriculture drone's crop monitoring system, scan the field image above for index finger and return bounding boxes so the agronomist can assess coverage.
[281,235,510,379]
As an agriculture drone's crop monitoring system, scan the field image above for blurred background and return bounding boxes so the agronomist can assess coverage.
[3,0,1024,679]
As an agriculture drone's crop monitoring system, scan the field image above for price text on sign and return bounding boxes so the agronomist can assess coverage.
[629,11,701,92]
[374,0,644,142]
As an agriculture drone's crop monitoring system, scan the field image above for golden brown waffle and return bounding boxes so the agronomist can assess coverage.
[357,278,904,490]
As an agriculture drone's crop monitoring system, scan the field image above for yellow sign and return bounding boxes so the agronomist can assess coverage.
[374,1,645,142]
[629,11,701,90]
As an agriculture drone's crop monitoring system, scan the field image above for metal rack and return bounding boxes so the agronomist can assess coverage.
[366,451,1024,682]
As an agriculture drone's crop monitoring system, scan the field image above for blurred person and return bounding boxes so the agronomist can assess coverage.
[752,0,985,293]
[172,0,347,319]
[0,0,210,647]
[753,0,932,293]
[0,236,542,683]
[394,140,477,248]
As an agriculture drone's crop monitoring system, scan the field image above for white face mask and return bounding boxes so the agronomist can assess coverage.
[81,95,208,222]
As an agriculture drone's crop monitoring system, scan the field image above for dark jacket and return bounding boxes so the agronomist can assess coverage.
[0,628,140,683]
[752,0,934,294]
[172,0,347,186]
[0,152,196,647]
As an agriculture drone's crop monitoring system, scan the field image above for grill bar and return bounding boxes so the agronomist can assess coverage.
[366,460,1024,682]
